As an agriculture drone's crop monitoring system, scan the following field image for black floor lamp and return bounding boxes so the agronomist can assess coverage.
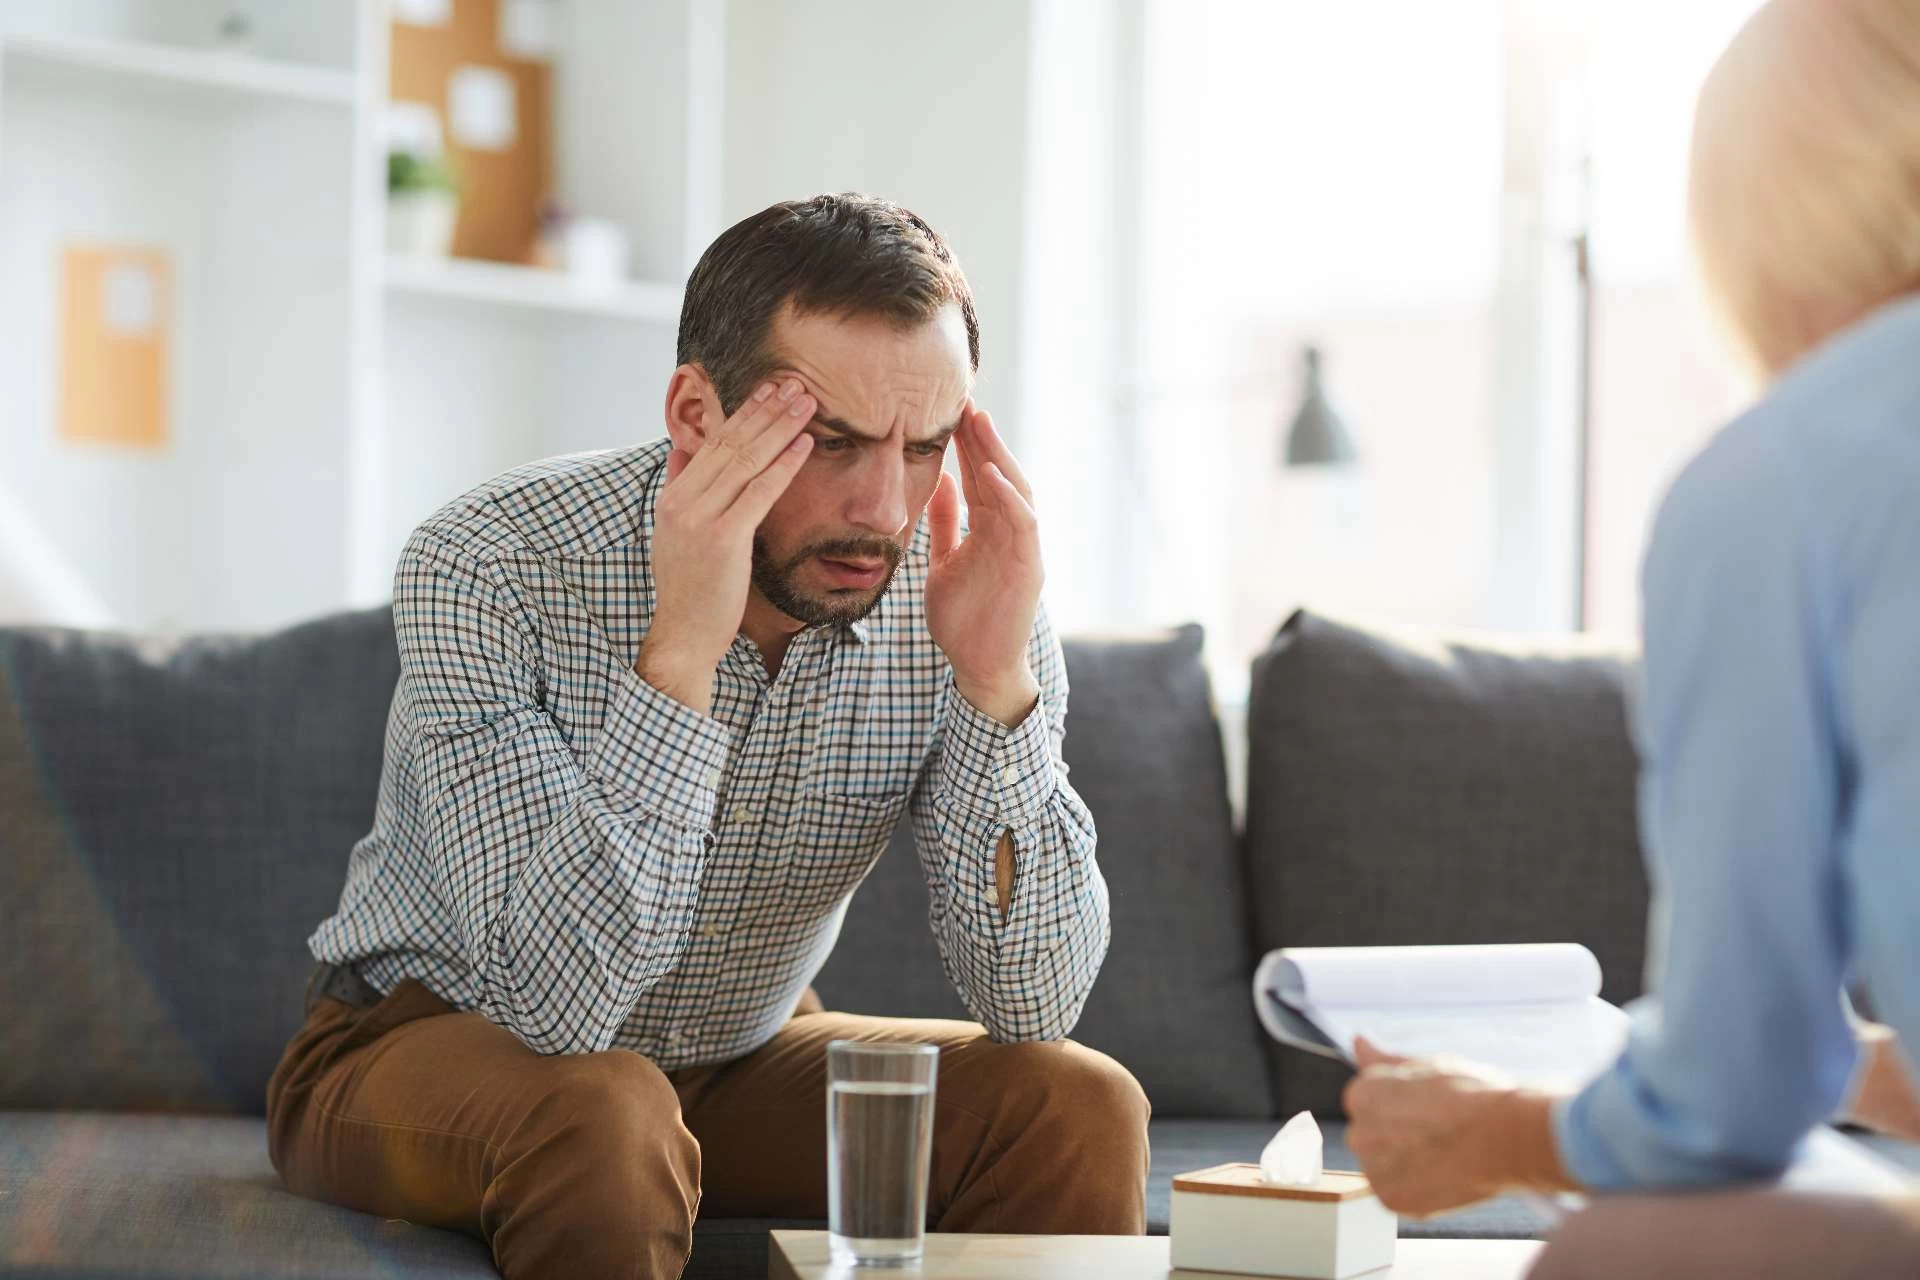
[1280,345,1358,468]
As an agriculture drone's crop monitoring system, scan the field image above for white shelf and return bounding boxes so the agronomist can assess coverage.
[383,256,683,323]
[0,33,358,108]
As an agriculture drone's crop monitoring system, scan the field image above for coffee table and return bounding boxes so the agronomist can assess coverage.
[768,1231,1543,1278]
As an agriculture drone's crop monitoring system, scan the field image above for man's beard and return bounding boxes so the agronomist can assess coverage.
[751,534,905,627]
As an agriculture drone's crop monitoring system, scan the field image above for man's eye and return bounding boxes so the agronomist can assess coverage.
[910,443,945,459]
[815,436,853,454]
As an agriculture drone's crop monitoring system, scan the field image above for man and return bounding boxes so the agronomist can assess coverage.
[267,193,1148,1279]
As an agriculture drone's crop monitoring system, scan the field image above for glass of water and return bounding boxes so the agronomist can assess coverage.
[827,1040,938,1267]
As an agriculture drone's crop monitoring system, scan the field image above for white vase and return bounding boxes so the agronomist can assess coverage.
[386,191,458,257]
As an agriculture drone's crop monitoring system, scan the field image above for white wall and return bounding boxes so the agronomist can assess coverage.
[1017,0,1145,633]
[720,0,1035,438]
[718,0,1155,639]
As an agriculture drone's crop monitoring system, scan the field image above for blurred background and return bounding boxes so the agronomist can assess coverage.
[0,0,1760,698]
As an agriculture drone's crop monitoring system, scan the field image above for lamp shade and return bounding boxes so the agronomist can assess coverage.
[1282,345,1358,467]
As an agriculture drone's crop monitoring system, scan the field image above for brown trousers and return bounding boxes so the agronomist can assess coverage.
[266,980,1150,1280]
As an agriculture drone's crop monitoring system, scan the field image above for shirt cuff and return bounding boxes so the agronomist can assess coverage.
[588,668,733,830]
[938,680,1056,826]
[1551,1084,1628,1191]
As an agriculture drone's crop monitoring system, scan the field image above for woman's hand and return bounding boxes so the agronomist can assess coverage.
[1343,1037,1576,1216]
[1842,1022,1920,1142]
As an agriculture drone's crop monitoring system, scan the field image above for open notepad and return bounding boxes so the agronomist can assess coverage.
[1253,942,1911,1197]
[1254,943,1626,1092]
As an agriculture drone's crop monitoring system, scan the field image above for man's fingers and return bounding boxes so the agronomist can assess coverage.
[673,378,780,499]
[982,462,1037,530]
[968,407,1034,503]
[731,431,814,525]
[927,471,962,560]
[952,424,984,510]
[689,383,816,514]
[679,378,811,498]
[718,377,799,447]
[730,377,813,454]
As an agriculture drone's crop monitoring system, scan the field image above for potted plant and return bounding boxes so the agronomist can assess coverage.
[386,150,460,257]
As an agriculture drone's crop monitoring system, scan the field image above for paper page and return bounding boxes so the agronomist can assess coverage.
[1274,944,1603,1010]
[1253,983,1347,1060]
[1312,998,1630,1091]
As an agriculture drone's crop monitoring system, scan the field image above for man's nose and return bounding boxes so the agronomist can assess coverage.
[844,454,910,538]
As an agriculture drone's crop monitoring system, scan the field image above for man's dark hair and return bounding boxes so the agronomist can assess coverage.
[676,193,980,415]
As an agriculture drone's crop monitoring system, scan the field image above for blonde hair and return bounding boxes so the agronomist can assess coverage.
[1688,0,1920,376]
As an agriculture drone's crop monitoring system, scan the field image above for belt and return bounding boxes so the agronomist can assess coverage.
[305,960,385,1013]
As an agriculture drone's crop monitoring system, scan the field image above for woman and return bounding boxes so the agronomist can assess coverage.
[1343,1,1920,1274]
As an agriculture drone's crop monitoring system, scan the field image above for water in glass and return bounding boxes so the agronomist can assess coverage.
[827,1044,936,1267]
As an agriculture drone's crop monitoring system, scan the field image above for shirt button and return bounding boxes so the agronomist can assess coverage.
[699,923,727,940]
[1000,767,1018,786]
[704,767,723,788]
[729,804,754,823]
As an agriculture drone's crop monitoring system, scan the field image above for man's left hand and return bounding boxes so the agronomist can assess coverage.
[1343,1037,1572,1216]
[925,402,1043,727]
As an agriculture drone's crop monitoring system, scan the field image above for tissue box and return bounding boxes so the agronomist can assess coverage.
[1169,1163,1396,1279]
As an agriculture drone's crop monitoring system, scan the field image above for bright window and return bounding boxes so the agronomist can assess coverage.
[1129,0,1505,690]
[1091,0,1769,682]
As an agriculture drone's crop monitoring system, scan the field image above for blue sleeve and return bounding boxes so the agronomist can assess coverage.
[1826,435,1920,1087]
[1552,419,1860,1188]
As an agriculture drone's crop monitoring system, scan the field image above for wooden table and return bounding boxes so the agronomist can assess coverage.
[768,1231,1543,1279]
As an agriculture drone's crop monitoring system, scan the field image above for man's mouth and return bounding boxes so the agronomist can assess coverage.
[816,556,889,590]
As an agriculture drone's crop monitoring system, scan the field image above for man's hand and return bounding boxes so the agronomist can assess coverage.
[925,403,1043,727]
[1343,1037,1573,1217]
[637,377,816,714]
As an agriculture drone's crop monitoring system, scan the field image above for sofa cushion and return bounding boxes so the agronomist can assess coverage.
[1244,610,1648,1116]
[814,625,1273,1119]
[0,1112,495,1278]
[0,609,399,1114]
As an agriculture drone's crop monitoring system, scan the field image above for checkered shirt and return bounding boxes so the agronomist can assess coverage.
[309,438,1109,1065]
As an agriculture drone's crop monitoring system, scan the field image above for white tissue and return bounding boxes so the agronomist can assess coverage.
[1259,1110,1324,1187]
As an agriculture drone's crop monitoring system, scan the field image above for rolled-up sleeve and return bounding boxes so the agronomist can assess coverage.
[908,604,1108,1042]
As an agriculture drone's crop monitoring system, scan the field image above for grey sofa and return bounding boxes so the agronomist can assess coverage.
[2,605,1891,1278]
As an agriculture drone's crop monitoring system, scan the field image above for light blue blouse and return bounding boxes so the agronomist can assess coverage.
[1555,294,1920,1187]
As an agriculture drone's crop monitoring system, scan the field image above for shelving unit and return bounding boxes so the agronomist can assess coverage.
[0,32,359,107]
[383,254,682,322]
[0,0,723,633]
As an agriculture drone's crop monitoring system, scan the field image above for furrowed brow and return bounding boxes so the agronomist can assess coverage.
[810,414,885,441]
[811,414,962,447]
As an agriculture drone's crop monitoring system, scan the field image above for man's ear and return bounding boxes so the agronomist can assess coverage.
[663,364,723,455]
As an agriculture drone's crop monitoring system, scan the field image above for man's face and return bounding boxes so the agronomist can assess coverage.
[747,301,972,626]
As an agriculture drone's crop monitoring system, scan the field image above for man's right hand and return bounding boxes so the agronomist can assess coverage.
[635,376,816,714]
